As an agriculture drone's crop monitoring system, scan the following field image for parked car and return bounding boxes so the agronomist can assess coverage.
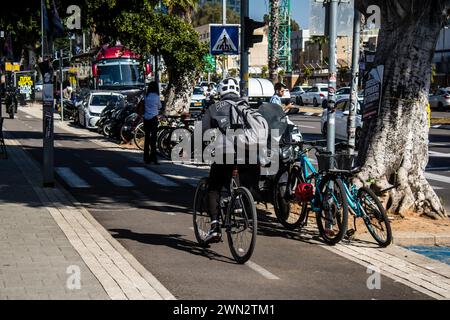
[190,86,206,113]
[429,88,450,110]
[321,86,351,108]
[290,86,305,105]
[247,78,275,108]
[78,91,125,129]
[321,98,364,145]
[299,83,328,107]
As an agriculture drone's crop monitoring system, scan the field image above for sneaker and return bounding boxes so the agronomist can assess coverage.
[204,221,221,244]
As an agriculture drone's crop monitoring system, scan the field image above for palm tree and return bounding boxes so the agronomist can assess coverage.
[162,0,198,23]
[309,35,328,66]
[269,0,280,83]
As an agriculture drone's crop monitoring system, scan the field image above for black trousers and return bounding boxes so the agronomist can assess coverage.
[207,163,259,222]
[144,117,159,162]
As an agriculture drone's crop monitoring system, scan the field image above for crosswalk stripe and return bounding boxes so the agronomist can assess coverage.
[92,167,134,187]
[55,167,91,188]
[425,172,450,185]
[129,167,179,187]
[161,174,198,187]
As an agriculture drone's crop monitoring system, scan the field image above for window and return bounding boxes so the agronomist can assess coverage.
[90,95,121,106]
[320,87,328,92]
[311,87,319,93]
[291,87,299,93]
[193,87,204,95]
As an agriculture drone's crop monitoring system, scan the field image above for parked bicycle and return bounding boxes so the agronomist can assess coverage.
[274,141,348,245]
[193,166,257,264]
[274,141,391,246]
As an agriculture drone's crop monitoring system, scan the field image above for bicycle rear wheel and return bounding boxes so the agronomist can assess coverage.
[316,175,348,245]
[357,187,392,247]
[193,178,211,248]
[133,122,145,150]
[273,166,307,230]
[226,187,257,264]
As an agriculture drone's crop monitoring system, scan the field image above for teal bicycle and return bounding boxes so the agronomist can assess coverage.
[274,141,392,247]
[274,141,349,245]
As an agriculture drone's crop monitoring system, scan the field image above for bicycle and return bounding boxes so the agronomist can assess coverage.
[274,141,349,245]
[329,148,392,247]
[193,166,257,264]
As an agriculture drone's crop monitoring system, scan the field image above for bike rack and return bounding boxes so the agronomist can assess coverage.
[0,117,8,159]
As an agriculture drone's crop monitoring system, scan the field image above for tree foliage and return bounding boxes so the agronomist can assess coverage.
[192,3,240,27]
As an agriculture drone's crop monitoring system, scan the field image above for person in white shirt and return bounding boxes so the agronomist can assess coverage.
[143,81,162,164]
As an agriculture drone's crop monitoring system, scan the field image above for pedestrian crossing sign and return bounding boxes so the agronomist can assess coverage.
[210,25,239,55]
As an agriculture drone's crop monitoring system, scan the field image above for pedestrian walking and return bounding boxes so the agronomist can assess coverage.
[143,81,162,165]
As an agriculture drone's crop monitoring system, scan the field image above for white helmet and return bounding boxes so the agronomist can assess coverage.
[218,78,240,97]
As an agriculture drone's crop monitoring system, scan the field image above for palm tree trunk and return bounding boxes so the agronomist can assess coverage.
[269,0,280,83]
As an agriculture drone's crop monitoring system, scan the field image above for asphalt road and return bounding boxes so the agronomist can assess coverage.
[2,108,437,300]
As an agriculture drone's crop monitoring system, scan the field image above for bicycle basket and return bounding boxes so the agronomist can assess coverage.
[316,151,334,172]
[334,151,356,170]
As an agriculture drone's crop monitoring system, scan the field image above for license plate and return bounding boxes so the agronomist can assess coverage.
[194,102,202,106]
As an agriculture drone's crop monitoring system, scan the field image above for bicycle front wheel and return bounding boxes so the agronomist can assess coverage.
[316,175,348,245]
[226,187,257,264]
[357,187,392,247]
[193,178,211,248]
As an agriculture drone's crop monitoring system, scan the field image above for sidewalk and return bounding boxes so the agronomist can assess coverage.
[0,129,175,300]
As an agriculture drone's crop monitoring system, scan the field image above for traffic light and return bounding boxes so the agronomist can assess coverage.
[244,17,266,51]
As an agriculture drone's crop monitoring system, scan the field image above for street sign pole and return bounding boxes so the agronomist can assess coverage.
[326,0,338,168]
[347,9,361,155]
[240,0,249,97]
[60,49,64,121]
[41,0,55,187]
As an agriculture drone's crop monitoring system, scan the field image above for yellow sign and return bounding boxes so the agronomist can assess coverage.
[5,62,13,71]
[18,75,33,87]
[13,63,20,71]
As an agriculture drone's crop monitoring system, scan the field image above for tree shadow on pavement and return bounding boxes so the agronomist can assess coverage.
[109,228,237,265]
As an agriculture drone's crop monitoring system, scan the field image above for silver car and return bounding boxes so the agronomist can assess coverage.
[78,92,125,129]
[429,88,450,110]
[321,98,364,144]
[299,84,328,107]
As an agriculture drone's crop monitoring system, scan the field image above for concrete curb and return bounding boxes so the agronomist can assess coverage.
[392,232,450,247]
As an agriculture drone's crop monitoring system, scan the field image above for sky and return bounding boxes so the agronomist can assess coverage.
[249,0,311,30]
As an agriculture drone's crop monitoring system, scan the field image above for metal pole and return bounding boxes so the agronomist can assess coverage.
[82,32,86,53]
[326,0,338,167]
[347,9,361,155]
[60,49,64,121]
[223,0,227,25]
[42,0,54,187]
[240,0,249,97]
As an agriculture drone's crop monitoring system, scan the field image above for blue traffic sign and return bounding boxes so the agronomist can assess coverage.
[210,25,239,55]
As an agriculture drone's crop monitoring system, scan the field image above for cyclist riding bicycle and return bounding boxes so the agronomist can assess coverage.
[201,78,260,244]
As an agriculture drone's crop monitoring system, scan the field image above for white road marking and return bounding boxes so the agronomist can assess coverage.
[432,186,444,190]
[425,172,450,185]
[25,115,32,119]
[429,151,450,158]
[92,167,134,187]
[161,174,198,187]
[245,261,280,280]
[299,125,316,129]
[129,167,179,187]
[55,167,91,188]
